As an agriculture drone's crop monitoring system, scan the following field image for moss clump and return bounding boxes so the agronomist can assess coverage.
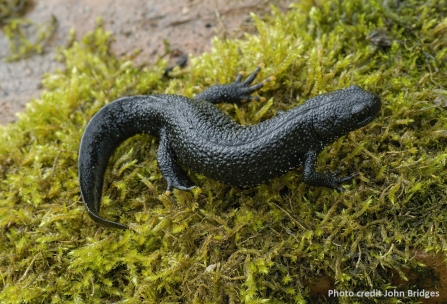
[1,1,447,303]
[3,14,58,61]
[1,0,57,62]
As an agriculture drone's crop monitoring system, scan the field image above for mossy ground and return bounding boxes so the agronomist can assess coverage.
[1,0,447,303]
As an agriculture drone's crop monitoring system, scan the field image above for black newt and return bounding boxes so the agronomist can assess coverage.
[78,66,381,229]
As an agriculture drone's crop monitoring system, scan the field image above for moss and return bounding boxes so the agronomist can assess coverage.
[1,0,57,62]
[1,1,447,303]
[3,14,57,61]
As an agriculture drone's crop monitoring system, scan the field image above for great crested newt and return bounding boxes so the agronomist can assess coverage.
[78,65,381,229]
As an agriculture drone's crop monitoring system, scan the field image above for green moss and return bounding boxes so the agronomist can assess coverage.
[1,0,57,62]
[4,17,57,62]
[1,1,447,303]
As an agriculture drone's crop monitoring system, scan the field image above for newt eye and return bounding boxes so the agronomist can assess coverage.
[351,103,374,126]
[352,104,369,119]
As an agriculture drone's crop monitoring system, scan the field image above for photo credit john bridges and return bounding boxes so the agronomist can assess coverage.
[328,289,440,299]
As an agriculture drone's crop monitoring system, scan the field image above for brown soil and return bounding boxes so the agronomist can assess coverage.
[0,0,290,124]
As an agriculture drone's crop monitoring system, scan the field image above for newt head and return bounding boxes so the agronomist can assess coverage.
[345,85,381,128]
[311,85,381,143]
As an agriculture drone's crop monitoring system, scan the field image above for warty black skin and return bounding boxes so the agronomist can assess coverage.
[78,66,381,229]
